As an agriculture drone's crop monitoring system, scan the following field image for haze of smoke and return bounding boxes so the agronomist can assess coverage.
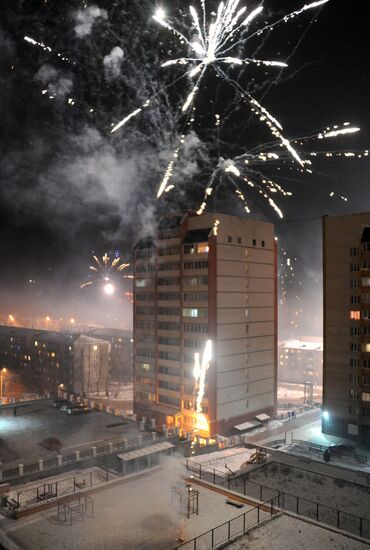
[103,46,124,80]
[74,5,108,38]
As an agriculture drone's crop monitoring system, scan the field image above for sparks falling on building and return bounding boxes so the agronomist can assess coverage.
[111,0,331,202]
[193,340,212,433]
[80,252,131,294]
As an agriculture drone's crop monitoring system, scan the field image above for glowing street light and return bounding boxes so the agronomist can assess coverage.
[322,410,330,421]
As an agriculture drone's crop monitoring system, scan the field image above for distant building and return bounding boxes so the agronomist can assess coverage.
[73,335,111,395]
[279,338,323,385]
[88,328,133,383]
[0,326,110,396]
[323,213,370,444]
[133,212,277,437]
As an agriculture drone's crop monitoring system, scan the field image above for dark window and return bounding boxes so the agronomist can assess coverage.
[261,240,265,247]
[228,236,232,243]
[253,239,257,246]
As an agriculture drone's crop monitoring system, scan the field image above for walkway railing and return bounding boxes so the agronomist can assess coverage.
[172,495,279,550]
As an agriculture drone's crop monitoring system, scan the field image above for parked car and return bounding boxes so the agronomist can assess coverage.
[328,444,354,457]
[70,406,91,415]
[53,398,71,409]
[61,402,83,413]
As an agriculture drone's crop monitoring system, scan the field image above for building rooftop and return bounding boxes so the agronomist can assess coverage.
[280,339,323,352]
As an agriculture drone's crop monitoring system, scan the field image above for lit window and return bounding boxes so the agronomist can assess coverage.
[197,243,209,254]
[34,341,38,347]
[362,344,370,353]
[350,311,360,320]
[93,345,98,351]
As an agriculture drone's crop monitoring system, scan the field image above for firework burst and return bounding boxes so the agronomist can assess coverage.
[196,122,366,218]
[111,0,331,199]
[80,252,131,292]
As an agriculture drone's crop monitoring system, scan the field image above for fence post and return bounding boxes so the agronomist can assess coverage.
[243,478,246,495]
[360,517,363,538]
[213,468,216,484]
[228,520,231,541]
[92,447,97,458]
[271,499,273,516]
[243,511,246,532]
[296,497,299,515]
[18,464,24,477]
[316,503,319,521]
[57,454,63,467]
[75,450,80,462]
[90,471,93,487]
[337,510,340,529]
[38,459,44,472]
[108,442,113,454]
[260,485,263,501]
[200,464,202,480]
[211,528,214,548]
[257,505,260,523]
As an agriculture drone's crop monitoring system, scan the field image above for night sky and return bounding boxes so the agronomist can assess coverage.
[0,0,369,331]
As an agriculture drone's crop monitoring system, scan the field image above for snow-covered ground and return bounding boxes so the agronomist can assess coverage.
[227,514,369,550]
[244,460,370,521]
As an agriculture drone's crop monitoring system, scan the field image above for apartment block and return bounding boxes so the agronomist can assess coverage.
[279,338,323,385]
[133,212,277,437]
[323,213,370,444]
[0,326,110,396]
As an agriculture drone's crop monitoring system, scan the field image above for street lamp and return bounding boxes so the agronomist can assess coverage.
[0,368,7,401]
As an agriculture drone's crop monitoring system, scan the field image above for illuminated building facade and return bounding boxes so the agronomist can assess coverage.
[323,213,370,444]
[133,212,277,437]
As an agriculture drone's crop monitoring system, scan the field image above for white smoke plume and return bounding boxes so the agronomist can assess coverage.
[103,46,124,80]
[35,64,73,100]
[74,5,108,38]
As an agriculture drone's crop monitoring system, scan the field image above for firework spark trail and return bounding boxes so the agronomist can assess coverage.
[196,121,364,217]
[81,252,130,289]
[24,35,74,64]
[193,340,212,432]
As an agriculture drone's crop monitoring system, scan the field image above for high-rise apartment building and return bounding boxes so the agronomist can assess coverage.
[323,213,370,444]
[133,212,277,437]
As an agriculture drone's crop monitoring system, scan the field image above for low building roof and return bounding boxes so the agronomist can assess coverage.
[234,420,261,432]
[118,441,174,461]
[255,413,270,422]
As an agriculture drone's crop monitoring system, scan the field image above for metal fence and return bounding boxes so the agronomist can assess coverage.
[186,459,370,540]
[1,433,172,483]
[172,495,279,550]
[13,469,111,508]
